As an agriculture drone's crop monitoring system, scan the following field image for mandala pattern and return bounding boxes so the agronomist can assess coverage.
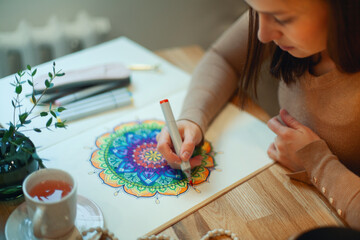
[90,120,215,198]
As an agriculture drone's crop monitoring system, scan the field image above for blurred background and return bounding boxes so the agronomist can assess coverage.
[0,0,247,78]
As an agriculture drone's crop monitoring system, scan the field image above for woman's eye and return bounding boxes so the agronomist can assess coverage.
[274,17,293,25]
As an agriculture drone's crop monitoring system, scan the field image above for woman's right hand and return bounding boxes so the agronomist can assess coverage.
[156,119,203,169]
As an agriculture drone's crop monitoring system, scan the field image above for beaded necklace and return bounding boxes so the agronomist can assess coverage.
[79,227,239,240]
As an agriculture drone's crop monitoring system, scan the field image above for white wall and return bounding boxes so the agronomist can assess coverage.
[0,0,247,51]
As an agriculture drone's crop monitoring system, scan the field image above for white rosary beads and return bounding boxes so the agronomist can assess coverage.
[79,227,239,240]
[138,228,239,240]
[137,234,171,240]
[199,228,239,240]
[78,227,118,240]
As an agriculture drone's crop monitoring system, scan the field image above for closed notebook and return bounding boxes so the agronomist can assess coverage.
[33,63,131,94]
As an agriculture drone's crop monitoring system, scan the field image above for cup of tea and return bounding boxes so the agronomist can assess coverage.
[23,168,77,238]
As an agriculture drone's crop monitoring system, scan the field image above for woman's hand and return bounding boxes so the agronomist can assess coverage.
[157,120,203,169]
[267,109,321,172]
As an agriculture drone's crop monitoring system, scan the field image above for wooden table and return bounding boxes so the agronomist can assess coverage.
[0,45,344,240]
[155,46,344,239]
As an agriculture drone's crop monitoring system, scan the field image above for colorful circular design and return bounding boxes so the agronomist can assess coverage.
[90,120,214,198]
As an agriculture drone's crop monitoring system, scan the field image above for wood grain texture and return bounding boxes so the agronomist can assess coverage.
[155,45,204,74]
[146,163,273,237]
[157,165,344,240]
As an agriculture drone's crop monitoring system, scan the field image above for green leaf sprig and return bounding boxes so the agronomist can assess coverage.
[7,62,67,137]
[0,62,67,168]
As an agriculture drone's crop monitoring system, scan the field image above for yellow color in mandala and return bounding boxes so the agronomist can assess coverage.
[90,120,215,198]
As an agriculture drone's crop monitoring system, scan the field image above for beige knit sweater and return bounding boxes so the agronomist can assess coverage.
[179,12,360,229]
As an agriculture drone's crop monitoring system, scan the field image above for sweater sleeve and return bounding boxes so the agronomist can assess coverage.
[296,140,360,230]
[178,11,250,134]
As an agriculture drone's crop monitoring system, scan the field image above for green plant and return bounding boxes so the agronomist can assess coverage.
[0,62,66,170]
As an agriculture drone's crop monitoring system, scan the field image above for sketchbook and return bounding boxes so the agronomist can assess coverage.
[39,90,275,239]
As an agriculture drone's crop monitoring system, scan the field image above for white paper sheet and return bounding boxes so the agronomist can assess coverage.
[39,90,275,239]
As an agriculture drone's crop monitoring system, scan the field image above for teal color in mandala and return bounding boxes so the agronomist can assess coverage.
[90,120,215,198]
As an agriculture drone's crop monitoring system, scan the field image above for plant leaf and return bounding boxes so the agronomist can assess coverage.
[34,128,42,133]
[3,127,11,140]
[57,107,66,112]
[50,110,57,118]
[8,123,15,134]
[15,85,22,94]
[48,72,53,79]
[45,79,50,88]
[55,72,65,77]
[19,112,29,124]
[27,65,31,70]
[27,80,33,86]
[31,94,37,105]
[31,69,37,77]
[40,112,48,117]
[17,70,24,77]
[55,121,66,128]
[11,100,16,108]
[46,118,53,127]
[13,136,27,145]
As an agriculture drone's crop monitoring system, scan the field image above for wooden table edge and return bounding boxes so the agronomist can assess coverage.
[147,162,275,236]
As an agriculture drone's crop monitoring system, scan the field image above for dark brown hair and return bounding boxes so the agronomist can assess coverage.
[239,0,360,102]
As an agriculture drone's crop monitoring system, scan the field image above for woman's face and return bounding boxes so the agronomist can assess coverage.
[245,0,329,58]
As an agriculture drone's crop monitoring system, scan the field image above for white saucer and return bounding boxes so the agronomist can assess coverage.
[5,195,104,240]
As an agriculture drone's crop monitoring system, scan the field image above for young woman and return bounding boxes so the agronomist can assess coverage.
[157,0,360,229]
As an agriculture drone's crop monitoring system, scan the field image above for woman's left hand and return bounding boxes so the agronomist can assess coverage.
[267,109,321,172]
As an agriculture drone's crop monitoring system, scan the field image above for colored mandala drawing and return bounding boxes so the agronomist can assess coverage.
[90,120,215,198]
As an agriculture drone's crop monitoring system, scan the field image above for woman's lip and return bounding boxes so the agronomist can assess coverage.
[279,45,294,51]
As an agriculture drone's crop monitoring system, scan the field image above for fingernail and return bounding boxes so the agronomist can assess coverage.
[182,151,191,160]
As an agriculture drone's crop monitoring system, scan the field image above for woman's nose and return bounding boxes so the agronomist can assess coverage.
[257,14,282,43]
